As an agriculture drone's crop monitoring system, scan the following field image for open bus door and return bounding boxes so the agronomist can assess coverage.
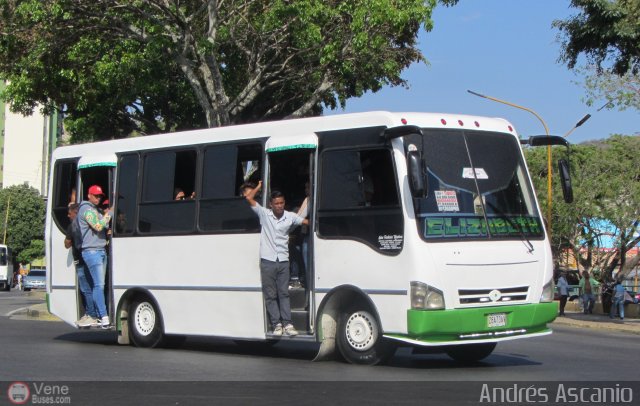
[265,134,317,336]
[76,154,116,325]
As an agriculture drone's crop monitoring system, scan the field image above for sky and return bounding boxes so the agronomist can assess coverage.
[330,0,638,144]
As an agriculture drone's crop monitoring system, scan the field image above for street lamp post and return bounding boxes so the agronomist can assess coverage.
[467,90,554,233]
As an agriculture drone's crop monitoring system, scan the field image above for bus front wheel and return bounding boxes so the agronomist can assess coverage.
[336,307,392,365]
[445,343,496,363]
[129,297,164,348]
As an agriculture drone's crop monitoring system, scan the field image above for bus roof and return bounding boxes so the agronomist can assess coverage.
[51,111,518,159]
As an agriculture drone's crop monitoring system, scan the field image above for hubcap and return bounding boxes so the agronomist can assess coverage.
[134,302,156,336]
[345,311,377,351]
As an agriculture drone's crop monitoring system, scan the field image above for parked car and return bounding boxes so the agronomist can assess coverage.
[22,269,46,291]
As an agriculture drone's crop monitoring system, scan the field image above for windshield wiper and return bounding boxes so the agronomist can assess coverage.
[485,201,535,253]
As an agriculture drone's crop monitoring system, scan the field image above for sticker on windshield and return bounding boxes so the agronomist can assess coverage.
[462,167,488,179]
[435,190,460,212]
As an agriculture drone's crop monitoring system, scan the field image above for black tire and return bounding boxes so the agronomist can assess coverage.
[445,343,496,363]
[128,296,165,348]
[336,306,393,365]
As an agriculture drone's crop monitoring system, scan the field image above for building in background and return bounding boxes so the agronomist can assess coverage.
[0,81,63,196]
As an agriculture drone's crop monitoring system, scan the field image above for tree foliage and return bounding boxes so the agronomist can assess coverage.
[0,0,442,142]
[0,184,46,264]
[554,0,640,75]
[524,135,640,281]
[577,65,640,113]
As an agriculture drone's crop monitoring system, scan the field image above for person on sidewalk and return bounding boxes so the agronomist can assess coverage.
[76,185,112,329]
[609,280,625,321]
[578,271,599,314]
[557,271,569,316]
[245,181,308,337]
[65,203,98,327]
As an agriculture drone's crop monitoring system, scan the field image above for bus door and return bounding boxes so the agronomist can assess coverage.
[265,134,317,336]
[48,158,80,322]
[76,155,116,322]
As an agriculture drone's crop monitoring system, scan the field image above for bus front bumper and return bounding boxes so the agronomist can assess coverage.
[384,302,558,347]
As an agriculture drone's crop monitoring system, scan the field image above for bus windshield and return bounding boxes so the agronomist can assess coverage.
[412,129,544,241]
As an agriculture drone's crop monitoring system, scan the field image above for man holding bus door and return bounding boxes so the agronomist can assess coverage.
[245,181,308,336]
[65,203,99,327]
[76,185,112,329]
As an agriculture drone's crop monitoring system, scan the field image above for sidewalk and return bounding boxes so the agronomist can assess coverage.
[8,291,60,322]
[551,310,640,335]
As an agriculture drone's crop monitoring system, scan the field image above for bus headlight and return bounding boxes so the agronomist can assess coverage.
[540,279,555,303]
[411,281,445,310]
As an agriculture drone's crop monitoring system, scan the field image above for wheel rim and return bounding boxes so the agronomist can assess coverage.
[133,302,156,337]
[344,311,377,351]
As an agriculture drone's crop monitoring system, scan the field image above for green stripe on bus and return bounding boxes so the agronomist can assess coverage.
[266,144,316,152]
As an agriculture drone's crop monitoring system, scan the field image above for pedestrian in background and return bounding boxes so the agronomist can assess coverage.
[557,271,569,316]
[578,271,599,314]
[609,280,625,321]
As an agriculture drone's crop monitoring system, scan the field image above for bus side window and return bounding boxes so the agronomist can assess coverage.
[115,154,139,235]
[199,142,262,233]
[138,149,196,234]
[318,148,404,254]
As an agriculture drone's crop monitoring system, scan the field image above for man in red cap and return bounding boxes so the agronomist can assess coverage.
[75,184,112,329]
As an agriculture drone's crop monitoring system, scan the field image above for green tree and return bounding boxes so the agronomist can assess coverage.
[0,0,446,142]
[0,184,45,264]
[577,65,640,113]
[524,136,640,280]
[554,0,640,76]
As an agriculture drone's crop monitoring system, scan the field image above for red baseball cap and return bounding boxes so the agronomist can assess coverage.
[88,185,105,196]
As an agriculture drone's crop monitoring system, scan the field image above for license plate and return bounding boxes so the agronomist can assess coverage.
[487,313,507,328]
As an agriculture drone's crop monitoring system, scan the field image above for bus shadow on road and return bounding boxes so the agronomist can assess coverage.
[53,331,541,368]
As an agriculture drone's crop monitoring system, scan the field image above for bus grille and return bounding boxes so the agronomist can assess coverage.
[458,286,529,305]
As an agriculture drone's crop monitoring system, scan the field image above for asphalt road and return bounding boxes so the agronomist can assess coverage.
[1,291,639,405]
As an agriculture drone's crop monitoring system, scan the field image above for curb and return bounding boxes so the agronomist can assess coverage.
[9,302,61,322]
[551,313,640,335]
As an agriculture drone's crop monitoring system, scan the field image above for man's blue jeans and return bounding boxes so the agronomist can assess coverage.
[75,260,97,318]
[610,297,625,319]
[583,293,595,314]
[81,249,108,318]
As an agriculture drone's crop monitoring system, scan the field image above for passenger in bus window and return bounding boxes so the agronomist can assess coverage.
[174,188,186,200]
[65,203,98,327]
[77,185,112,329]
[245,181,309,336]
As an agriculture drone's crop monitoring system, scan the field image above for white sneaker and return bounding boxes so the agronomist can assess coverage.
[76,315,97,328]
[100,316,110,329]
[273,323,283,336]
[284,324,298,336]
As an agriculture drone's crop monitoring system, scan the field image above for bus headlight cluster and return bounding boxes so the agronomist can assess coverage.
[411,281,445,310]
[540,279,555,303]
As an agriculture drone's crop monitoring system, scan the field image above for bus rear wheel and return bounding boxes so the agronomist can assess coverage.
[129,296,164,348]
[445,343,496,363]
[336,307,392,365]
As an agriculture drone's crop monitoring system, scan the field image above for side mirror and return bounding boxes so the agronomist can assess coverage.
[407,150,426,198]
[558,159,573,203]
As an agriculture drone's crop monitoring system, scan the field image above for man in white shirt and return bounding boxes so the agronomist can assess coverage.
[245,181,308,336]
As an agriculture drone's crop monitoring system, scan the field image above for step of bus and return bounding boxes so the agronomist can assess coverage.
[289,286,307,310]
[291,309,309,333]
